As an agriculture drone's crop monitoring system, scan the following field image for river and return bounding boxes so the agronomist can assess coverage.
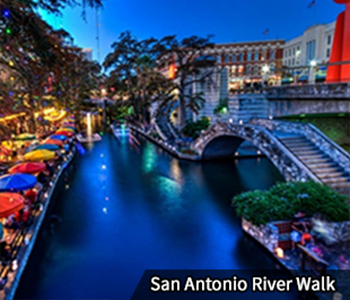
[15,132,302,299]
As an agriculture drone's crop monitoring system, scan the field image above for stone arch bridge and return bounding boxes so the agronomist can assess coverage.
[191,119,350,196]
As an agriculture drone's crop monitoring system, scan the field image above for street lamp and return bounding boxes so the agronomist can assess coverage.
[262,64,270,86]
[309,60,317,84]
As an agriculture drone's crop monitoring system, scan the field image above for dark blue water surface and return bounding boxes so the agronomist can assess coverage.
[15,132,299,300]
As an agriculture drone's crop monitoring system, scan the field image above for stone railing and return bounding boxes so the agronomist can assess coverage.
[250,119,350,175]
[191,121,320,182]
[264,82,350,99]
[242,218,279,252]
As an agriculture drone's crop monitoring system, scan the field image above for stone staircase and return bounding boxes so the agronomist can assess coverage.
[279,135,350,196]
[153,101,179,142]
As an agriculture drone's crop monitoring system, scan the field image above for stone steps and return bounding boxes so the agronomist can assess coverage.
[280,134,350,196]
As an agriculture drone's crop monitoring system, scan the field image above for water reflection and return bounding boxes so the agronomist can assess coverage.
[17,133,294,300]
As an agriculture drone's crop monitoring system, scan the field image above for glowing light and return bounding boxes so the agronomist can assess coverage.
[269,115,273,120]
[9,60,14,67]
[65,184,69,189]
[103,207,107,214]
[257,150,261,155]
[102,165,106,170]
[235,152,239,156]
[5,28,11,35]
[229,118,233,123]
[262,65,269,73]
[11,260,18,271]
[168,63,176,79]
[105,197,109,201]
[275,247,284,259]
[310,60,317,67]
[239,120,243,125]
[3,10,10,17]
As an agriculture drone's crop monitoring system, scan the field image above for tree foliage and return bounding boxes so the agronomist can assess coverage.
[232,181,350,225]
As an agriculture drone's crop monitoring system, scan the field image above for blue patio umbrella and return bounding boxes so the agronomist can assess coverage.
[49,134,67,141]
[0,173,37,192]
[34,144,60,151]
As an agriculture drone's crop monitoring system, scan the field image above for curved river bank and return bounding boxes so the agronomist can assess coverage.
[15,132,302,299]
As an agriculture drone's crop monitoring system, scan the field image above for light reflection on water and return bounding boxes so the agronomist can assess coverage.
[15,132,298,300]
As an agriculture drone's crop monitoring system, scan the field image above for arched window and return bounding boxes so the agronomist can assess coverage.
[232,54,236,62]
[246,65,251,73]
[225,54,230,62]
[270,51,275,60]
[239,53,243,62]
[269,63,275,72]
[254,53,259,61]
[254,65,259,74]
[247,52,252,61]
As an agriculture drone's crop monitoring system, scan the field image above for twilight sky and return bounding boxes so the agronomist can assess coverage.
[41,0,343,63]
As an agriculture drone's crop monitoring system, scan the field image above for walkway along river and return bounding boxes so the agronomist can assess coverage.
[15,132,305,299]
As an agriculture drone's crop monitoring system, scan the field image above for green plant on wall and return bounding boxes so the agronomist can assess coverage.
[182,117,210,139]
[214,98,229,115]
[232,181,350,226]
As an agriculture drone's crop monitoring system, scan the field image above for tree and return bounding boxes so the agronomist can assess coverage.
[153,35,217,127]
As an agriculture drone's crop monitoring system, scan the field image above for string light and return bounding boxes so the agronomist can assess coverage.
[5,28,11,35]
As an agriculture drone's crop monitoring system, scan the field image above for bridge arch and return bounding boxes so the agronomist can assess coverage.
[191,122,319,182]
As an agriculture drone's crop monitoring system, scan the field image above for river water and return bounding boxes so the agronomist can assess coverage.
[15,132,302,299]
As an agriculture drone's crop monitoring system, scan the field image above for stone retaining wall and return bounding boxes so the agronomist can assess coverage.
[3,148,76,300]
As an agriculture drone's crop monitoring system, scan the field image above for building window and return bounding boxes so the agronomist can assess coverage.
[238,65,244,73]
[327,48,331,58]
[254,65,259,74]
[238,53,243,62]
[232,54,236,62]
[270,51,275,60]
[327,35,332,45]
[289,49,291,56]
[247,52,251,61]
[293,48,295,56]
[292,58,295,66]
[246,65,251,73]
[230,65,237,75]
[254,52,259,61]
[217,55,222,63]
[269,63,275,72]
[306,40,316,63]
[225,54,230,62]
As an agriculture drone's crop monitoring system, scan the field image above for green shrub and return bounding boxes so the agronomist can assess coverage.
[232,181,350,226]
[214,98,229,115]
[182,117,210,139]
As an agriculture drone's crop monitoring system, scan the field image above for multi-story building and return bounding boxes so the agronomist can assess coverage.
[204,40,285,92]
[283,22,335,68]
[82,48,93,61]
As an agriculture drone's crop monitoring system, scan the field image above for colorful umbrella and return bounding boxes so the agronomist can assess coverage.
[25,149,55,161]
[49,135,67,141]
[34,144,60,151]
[15,133,36,141]
[0,174,37,191]
[58,127,75,132]
[8,162,46,174]
[0,193,25,218]
[43,139,63,147]
[0,146,11,155]
[55,131,74,137]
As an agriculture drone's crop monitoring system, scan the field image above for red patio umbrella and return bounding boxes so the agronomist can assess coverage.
[8,162,46,175]
[0,146,12,156]
[0,193,25,218]
[43,139,63,147]
[55,131,74,137]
